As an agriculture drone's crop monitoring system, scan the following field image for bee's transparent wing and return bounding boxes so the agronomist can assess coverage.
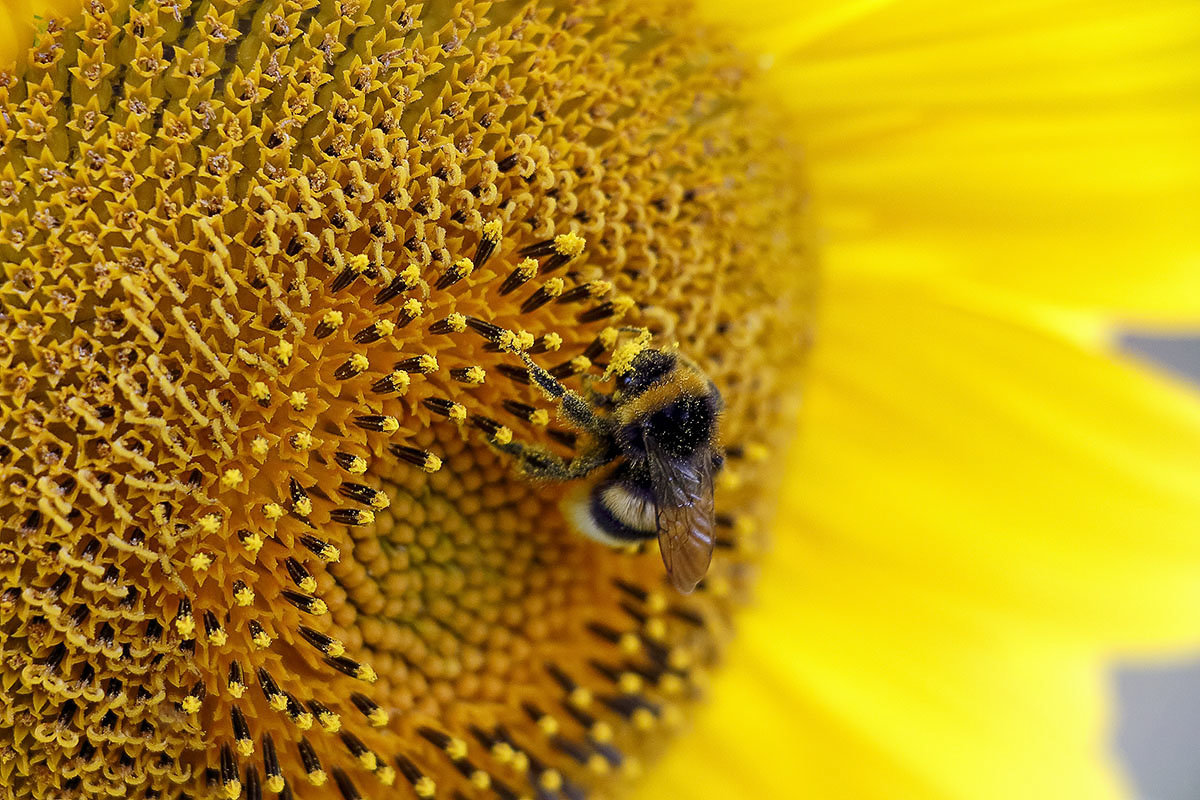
[644,433,717,594]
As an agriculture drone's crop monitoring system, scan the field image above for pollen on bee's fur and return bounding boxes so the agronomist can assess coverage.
[0,0,810,797]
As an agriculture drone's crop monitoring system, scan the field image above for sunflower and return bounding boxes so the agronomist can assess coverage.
[1,2,1198,800]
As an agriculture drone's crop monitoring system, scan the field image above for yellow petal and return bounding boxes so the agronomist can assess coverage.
[795,277,1200,649]
[699,0,1200,322]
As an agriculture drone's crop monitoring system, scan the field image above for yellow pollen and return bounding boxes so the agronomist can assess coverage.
[669,647,693,670]
[542,332,563,351]
[249,381,270,401]
[189,553,213,572]
[272,341,293,365]
[308,770,327,787]
[262,502,284,520]
[543,278,565,297]
[390,370,412,393]
[174,614,194,638]
[588,755,610,774]
[591,722,614,743]
[319,712,342,732]
[358,752,377,770]
[422,454,443,473]
[660,674,686,695]
[445,738,468,760]
[539,769,564,791]
[251,437,269,458]
[483,219,502,241]
[414,777,436,798]
[253,630,273,649]
[228,682,246,700]
[402,298,424,318]
[209,629,228,647]
[568,687,593,708]
[319,545,342,563]
[181,696,201,715]
[611,295,636,318]
[242,532,264,556]
[322,310,344,327]
[471,770,491,789]
[343,456,368,474]
[309,598,329,615]
[400,263,421,285]
[236,739,254,757]
[516,330,536,350]
[461,366,486,384]
[588,280,613,298]
[221,781,241,800]
[553,232,586,257]
[377,766,396,786]
[289,391,308,411]
[294,497,313,517]
[265,777,285,794]
[376,319,396,337]
[632,708,656,731]
[291,431,313,451]
[221,469,243,488]
[529,409,550,427]
[349,254,370,274]
[416,354,438,373]
[493,426,513,446]
[349,353,370,372]
[234,587,255,607]
[198,514,221,535]
[368,708,388,727]
[491,742,515,764]
[537,715,559,736]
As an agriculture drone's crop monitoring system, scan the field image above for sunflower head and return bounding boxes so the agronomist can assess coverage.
[0,0,811,797]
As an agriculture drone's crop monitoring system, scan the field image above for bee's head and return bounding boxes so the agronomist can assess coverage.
[614,349,677,399]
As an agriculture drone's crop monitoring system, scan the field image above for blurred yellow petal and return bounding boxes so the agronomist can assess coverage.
[701,0,1200,322]
[0,0,77,61]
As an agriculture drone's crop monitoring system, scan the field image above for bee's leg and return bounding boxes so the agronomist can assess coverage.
[495,439,610,480]
[519,352,606,435]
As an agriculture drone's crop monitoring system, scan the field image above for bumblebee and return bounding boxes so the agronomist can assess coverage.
[501,342,724,593]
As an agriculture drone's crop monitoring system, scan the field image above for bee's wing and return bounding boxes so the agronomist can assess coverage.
[644,434,717,594]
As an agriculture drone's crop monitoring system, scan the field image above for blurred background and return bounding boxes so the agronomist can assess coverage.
[1118,334,1200,800]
